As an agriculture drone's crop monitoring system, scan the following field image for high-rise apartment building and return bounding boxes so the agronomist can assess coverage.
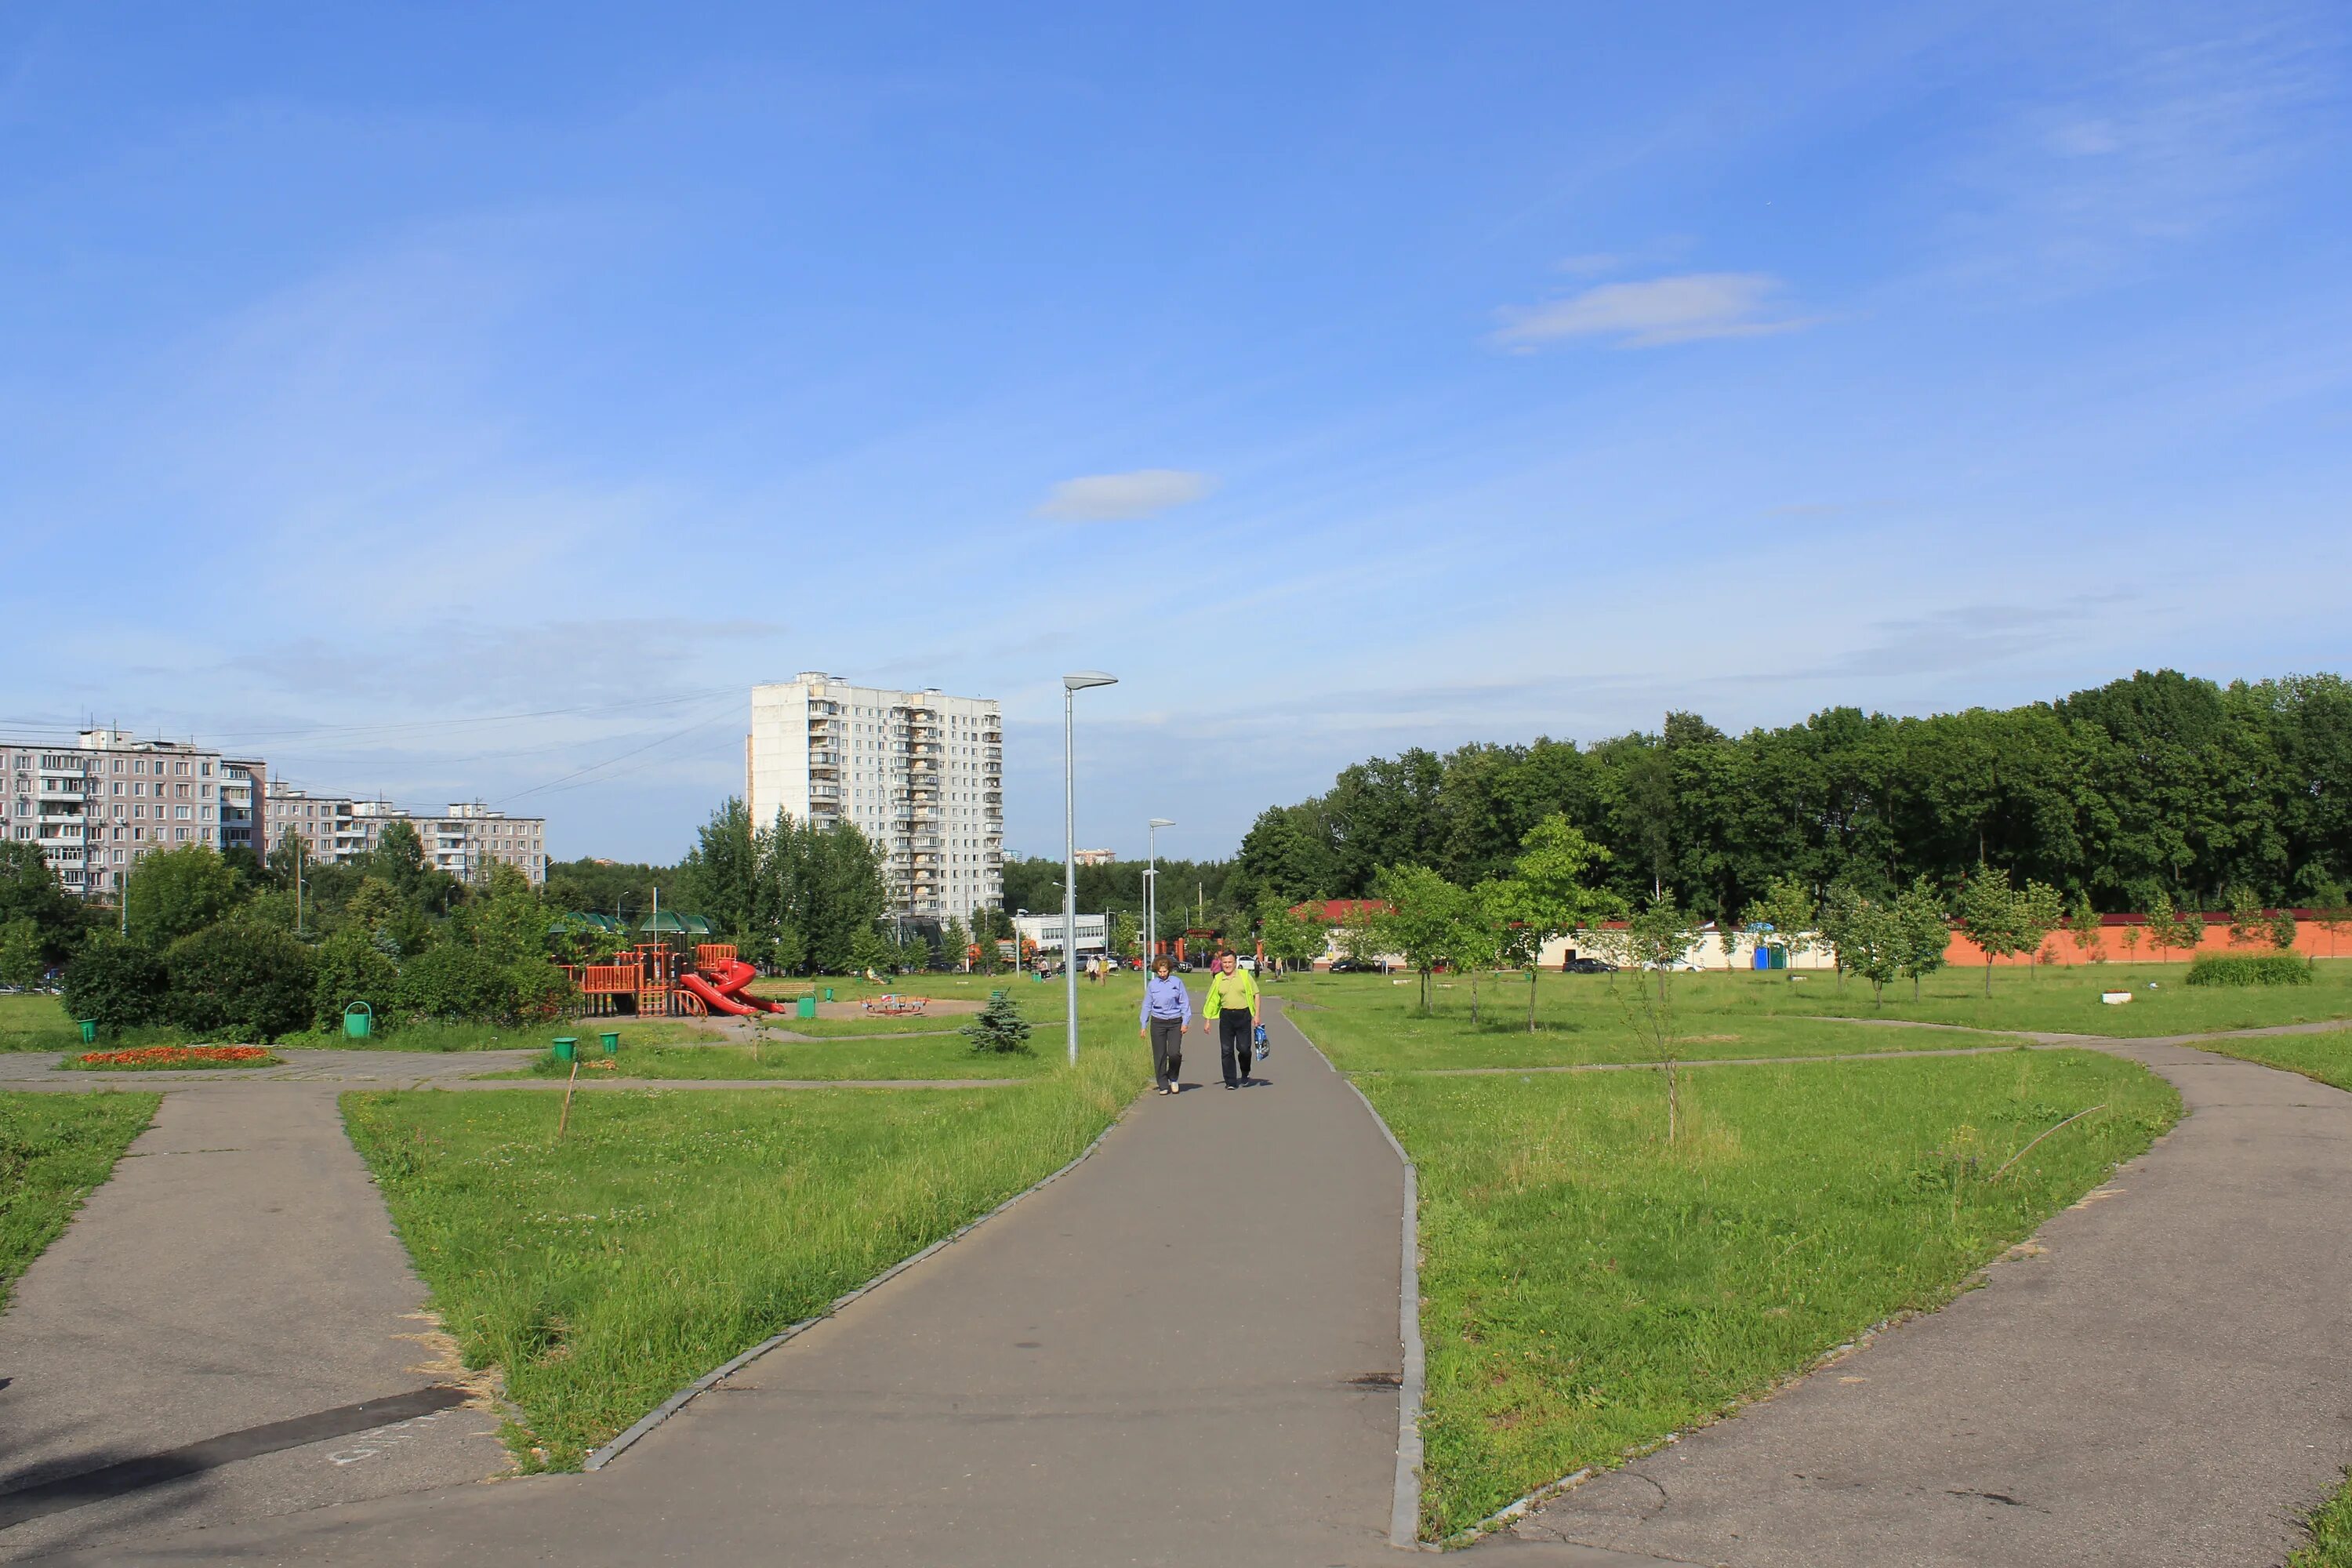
[746,675,1003,924]
[263,784,548,884]
[2,730,264,897]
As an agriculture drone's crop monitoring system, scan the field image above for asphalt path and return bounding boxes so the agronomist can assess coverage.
[31,996,1413,1566]
[0,1084,510,1563]
[1486,1030,2352,1567]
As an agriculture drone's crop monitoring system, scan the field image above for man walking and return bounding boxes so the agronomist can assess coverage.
[1201,949,1261,1089]
[1138,956,1190,1094]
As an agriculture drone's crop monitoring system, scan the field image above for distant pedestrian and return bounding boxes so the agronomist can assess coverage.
[1138,956,1191,1094]
[1202,949,1261,1088]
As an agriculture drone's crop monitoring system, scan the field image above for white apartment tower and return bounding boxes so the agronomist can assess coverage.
[746,675,1003,924]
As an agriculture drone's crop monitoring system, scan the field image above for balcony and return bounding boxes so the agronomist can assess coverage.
[809,783,842,801]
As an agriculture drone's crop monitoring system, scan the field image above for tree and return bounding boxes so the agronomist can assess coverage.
[942,915,972,972]
[0,918,45,990]
[1824,890,1903,1005]
[60,939,169,1036]
[1502,814,1618,1029]
[312,925,401,1032]
[961,991,1034,1054]
[122,844,243,948]
[1740,874,1817,979]
[2142,891,2203,963]
[1254,897,1325,976]
[2066,889,2106,964]
[0,842,82,963]
[1591,895,1700,1142]
[1955,864,2060,995]
[2269,909,2299,951]
[1367,865,1473,1014]
[2227,885,2267,947]
[165,922,317,1041]
[1894,877,1951,1000]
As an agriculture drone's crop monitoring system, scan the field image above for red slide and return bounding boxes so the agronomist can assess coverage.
[680,958,793,1016]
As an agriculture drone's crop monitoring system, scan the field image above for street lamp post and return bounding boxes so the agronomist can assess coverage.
[1062,672,1116,1065]
[1014,908,1027,978]
[1147,818,1174,967]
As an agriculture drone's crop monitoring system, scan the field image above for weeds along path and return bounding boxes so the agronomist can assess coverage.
[0,1083,511,1563]
[1487,1033,2352,1568]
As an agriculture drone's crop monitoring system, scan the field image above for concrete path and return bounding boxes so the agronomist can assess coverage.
[0,1085,510,1563]
[14,998,1416,1566]
[1488,1032,2352,1567]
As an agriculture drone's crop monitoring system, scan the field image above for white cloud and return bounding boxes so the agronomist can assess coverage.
[1035,468,1216,521]
[1494,272,1815,349]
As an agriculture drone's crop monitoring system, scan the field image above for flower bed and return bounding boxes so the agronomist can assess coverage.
[63,1045,281,1073]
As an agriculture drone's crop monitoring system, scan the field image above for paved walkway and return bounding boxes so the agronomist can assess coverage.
[13,1000,1415,1566]
[0,1084,511,1563]
[1486,1030,2352,1567]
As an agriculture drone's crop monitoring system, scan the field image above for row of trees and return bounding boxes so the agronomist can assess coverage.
[38,823,571,1041]
[673,800,904,974]
[1235,670,2352,921]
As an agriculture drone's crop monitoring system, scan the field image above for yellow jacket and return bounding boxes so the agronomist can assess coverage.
[1200,966,1260,1018]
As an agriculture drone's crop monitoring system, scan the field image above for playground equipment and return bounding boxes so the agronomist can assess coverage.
[561,940,792,1018]
[861,994,929,1018]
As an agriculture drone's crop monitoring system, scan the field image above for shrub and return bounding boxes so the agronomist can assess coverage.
[397,944,519,1023]
[960,992,1034,1054]
[60,940,170,1036]
[313,927,401,1032]
[2184,952,2312,987]
[508,961,576,1024]
[165,923,318,1041]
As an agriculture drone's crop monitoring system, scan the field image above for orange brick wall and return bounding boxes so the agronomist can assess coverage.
[1946,915,2352,967]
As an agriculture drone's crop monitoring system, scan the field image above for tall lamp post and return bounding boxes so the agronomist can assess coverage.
[1062,672,1117,1064]
[1147,818,1174,967]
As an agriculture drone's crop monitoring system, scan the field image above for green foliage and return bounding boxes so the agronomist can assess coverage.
[312,925,401,1031]
[1894,877,1953,996]
[2294,1472,2352,1568]
[0,919,43,990]
[1823,886,1904,1002]
[0,842,84,963]
[1253,895,1326,971]
[60,939,170,1035]
[163,921,318,1040]
[122,844,243,947]
[1368,864,1477,1011]
[960,992,1035,1054]
[1956,864,2063,993]
[1741,873,1818,973]
[2271,909,2300,950]
[2183,952,2314,987]
[398,944,520,1023]
[2141,891,2204,959]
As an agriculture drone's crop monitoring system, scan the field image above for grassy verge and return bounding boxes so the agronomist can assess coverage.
[1356,1049,2177,1539]
[1275,961,2352,1056]
[0,1091,159,1308]
[2173,1026,2352,1093]
[344,1043,1149,1468]
[2296,1473,2352,1567]
[485,1034,1054,1082]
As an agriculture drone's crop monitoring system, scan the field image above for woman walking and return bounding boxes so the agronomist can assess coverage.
[1201,949,1261,1089]
[1138,956,1190,1094]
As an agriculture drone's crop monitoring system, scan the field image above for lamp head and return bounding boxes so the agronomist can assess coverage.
[1062,671,1118,691]
[1149,817,1175,828]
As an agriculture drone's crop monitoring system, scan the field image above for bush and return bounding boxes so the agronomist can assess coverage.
[165,923,318,1041]
[397,944,520,1023]
[508,961,577,1024]
[960,992,1034,1054]
[2184,952,2312,987]
[313,927,401,1032]
[60,940,170,1036]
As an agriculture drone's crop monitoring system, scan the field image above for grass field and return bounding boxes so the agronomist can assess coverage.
[1354,1049,2177,1539]
[0,1091,158,1308]
[2174,1027,2352,1093]
[490,1033,1055,1082]
[345,1027,1149,1469]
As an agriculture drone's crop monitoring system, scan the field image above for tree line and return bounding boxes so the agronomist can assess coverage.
[1232,670,2352,920]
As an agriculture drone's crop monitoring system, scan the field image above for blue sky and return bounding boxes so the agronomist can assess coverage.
[4,2,2348,865]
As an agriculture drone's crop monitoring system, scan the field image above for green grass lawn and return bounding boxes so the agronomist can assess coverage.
[2297,1473,2352,1567]
[344,1034,1149,1469]
[1274,960,2352,1059]
[0,1091,158,1308]
[2176,1025,2352,1093]
[487,1033,1055,1082]
[1359,1049,2177,1539]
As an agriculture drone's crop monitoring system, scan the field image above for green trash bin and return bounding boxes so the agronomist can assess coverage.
[822,986,835,1003]
[796,996,817,1020]
[343,1001,373,1040]
[77,1018,97,1044]
[600,1031,620,1055]
[552,1036,579,1062]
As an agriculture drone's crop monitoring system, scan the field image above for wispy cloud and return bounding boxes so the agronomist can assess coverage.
[1035,468,1216,521]
[1493,273,1817,349]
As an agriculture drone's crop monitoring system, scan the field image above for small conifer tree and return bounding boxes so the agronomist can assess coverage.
[961,991,1034,1054]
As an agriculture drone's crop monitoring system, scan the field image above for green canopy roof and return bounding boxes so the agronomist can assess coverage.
[637,911,714,935]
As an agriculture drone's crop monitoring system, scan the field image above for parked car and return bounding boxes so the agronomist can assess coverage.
[1562,956,1617,974]
[1174,960,1195,973]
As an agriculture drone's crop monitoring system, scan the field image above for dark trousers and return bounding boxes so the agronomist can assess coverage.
[1218,1011,1254,1085]
[1149,1017,1184,1089]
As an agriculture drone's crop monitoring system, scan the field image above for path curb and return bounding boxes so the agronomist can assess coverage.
[581,1083,1138,1472]
[1283,1003,1428,1552]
